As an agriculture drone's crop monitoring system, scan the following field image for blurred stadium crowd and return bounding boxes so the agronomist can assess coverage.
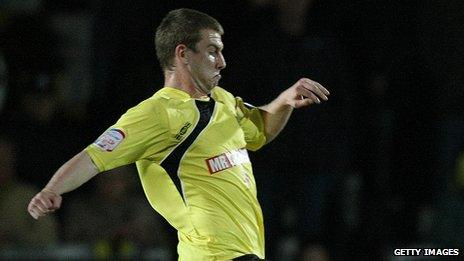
[1,0,464,260]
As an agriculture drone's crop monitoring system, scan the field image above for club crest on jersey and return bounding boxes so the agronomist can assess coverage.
[206,148,250,174]
[94,128,125,152]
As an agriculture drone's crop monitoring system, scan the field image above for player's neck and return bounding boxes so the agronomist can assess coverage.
[164,69,207,99]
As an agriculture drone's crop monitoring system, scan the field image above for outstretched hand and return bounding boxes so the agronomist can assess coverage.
[28,189,62,220]
[259,77,330,143]
[280,78,330,108]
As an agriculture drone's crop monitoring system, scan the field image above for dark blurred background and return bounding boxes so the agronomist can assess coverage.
[1,0,463,260]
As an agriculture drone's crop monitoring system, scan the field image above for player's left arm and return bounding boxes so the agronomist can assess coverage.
[259,78,330,144]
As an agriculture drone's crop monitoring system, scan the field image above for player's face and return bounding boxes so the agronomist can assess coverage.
[187,29,226,95]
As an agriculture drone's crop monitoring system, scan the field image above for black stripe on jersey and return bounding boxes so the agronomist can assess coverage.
[161,99,215,202]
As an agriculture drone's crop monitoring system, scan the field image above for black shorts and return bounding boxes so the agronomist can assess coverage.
[232,254,265,261]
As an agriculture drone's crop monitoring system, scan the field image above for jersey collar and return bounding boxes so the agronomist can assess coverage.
[159,86,193,102]
[160,86,214,102]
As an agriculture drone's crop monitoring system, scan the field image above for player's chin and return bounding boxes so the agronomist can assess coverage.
[207,81,218,90]
[200,84,214,94]
[212,75,221,85]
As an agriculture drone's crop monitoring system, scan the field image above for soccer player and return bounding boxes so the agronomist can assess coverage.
[27,8,329,260]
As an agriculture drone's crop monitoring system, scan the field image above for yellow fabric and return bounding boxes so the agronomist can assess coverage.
[85,86,266,260]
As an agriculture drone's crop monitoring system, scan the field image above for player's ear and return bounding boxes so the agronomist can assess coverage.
[175,44,189,65]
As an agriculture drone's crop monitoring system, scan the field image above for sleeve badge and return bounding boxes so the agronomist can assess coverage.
[93,128,126,152]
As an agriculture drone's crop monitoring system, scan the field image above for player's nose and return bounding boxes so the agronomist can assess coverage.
[217,52,226,70]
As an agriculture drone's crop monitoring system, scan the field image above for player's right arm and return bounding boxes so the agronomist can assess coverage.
[28,96,167,220]
[27,150,99,220]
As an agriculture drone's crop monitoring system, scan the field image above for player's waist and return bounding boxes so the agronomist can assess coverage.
[178,229,265,260]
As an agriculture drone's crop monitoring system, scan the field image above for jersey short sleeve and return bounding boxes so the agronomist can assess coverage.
[85,98,170,172]
[235,97,267,151]
[211,87,267,151]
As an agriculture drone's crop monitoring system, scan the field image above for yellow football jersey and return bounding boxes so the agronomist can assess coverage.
[85,86,267,260]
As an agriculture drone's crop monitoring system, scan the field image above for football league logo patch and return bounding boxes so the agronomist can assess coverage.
[94,128,125,152]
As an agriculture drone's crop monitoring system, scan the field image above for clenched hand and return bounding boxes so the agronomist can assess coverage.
[28,189,62,220]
